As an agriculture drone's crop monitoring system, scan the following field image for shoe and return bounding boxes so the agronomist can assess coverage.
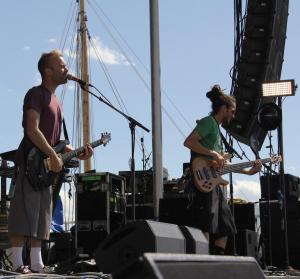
[31,265,54,274]
[14,265,32,274]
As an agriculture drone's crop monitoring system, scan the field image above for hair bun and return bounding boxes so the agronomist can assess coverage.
[206,84,223,101]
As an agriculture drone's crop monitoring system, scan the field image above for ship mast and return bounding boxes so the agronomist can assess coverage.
[79,0,91,171]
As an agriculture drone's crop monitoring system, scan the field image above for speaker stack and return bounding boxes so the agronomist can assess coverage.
[119,170,154,220]
[226,203,258,258]
[75,172,126,255]
[260,174,300,269]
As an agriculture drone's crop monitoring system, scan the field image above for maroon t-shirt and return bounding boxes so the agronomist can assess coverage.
[16,85,62,165]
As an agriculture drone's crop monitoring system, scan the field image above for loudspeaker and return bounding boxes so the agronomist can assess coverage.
[113,253,265,279]
[226,0,289,147]
[159,198,196,227]
[94,220,185,273]
[126,204,154,220]
[260,201,300,269]
[260,174,300,200]
[179,226,208,254]
[226,229,258,258]
[233,203,256,231]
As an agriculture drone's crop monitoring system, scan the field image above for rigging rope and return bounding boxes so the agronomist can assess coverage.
[87,0,191,134]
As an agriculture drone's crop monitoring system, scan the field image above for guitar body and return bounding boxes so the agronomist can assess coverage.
[192,154,282,193]
[192,157,228,193]
[25,133,111,191]
[26,141,67,190]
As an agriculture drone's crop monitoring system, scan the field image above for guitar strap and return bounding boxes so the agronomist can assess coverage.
[220,132,242,160]
[62,118,70,144]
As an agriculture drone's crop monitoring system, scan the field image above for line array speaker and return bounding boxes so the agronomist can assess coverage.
[226,0,289,147]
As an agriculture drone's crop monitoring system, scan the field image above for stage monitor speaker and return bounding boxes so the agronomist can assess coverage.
[94,220,185,273]
[179,226,208,255]
[113,253,265,279]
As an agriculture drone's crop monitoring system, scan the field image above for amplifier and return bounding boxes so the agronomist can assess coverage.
[75,172,125,255]
[119,170,153,202]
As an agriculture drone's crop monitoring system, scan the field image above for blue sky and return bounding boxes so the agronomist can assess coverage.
[1,1,299,202]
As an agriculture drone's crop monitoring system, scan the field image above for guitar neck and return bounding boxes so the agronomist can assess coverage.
[220,158,271,175]
[61,138,103,163]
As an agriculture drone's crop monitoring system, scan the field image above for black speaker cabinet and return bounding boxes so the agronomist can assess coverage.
[226,229,257,258]
[113,253,265,279]
[260,174,300,200]
[259,201,300,269]
[94,220,185,273]
[75,172,125,255]
[159,198,196,228]
[232,203,256,231]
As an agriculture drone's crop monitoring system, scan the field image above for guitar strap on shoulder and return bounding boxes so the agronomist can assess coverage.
[220,132,242,160]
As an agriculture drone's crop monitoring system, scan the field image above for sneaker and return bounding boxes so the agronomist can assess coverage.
[14,265,32,274]
[31,265,54,274]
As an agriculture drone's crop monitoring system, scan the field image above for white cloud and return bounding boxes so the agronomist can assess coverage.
[48,38,57,43]
[64,37,127,65]
[233,179,261,202]
[90,36,127,65]
[23,46,31,51]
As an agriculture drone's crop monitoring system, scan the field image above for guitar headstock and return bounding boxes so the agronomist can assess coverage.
[270,154,282,164]
[101,132,111,146]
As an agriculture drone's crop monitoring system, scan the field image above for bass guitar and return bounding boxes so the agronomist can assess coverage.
[26,132,111,190]
[192,155,282,193]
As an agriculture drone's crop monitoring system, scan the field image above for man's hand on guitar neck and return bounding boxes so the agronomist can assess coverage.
[240,159,262,175]
[78,144,93,160]
[64,144,93,160]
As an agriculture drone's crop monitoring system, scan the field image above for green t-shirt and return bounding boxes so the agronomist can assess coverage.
[191,115,223,160]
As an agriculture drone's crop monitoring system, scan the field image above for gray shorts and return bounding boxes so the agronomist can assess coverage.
[8,166,52,240]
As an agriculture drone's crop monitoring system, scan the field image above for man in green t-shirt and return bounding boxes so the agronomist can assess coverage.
[184,85,261,255]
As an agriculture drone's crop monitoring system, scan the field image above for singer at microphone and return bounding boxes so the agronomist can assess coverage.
[66,74,90,87]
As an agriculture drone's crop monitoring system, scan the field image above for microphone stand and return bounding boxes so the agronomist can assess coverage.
[227,136,237,256]
[79,83,150,222]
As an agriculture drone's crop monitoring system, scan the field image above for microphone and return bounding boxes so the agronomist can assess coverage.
[67,74,90,86]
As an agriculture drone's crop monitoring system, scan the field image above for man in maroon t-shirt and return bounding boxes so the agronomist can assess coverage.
[8,50,93,274]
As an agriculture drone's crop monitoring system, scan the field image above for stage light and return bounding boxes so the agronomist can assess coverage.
[262,79,296,97]
[257,103,282,131]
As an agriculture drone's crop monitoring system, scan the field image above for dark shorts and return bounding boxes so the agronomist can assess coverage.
[8,166,53,240]
[189,184,236,238]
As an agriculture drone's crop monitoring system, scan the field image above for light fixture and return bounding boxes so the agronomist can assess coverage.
[262,79,296,97]
[257,103,282,131]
